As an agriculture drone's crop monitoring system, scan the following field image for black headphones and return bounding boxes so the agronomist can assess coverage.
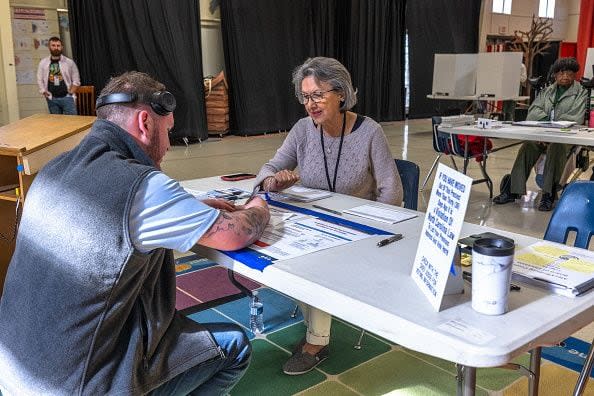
[95,91,176,116]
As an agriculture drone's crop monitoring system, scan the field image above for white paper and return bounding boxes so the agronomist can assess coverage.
[279,185,332,202]
[343,204,417,224]
[251,216,372,261]
[513,120,576,129]
[411,164,473,311]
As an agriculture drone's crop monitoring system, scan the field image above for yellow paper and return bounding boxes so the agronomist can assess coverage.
[175,264,192,272]
[560,259,594,274]
[461,253,472,267]
[533,245,568,257]
[516,253,555,267]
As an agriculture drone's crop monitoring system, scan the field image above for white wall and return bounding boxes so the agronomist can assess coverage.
[479,0,570,52]
[199,0,225,77]
[565,0,581,42]
[0,0,67,125]
[0,1,19,126]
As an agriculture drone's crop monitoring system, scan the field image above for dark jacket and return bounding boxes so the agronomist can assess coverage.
[0,119,222,395]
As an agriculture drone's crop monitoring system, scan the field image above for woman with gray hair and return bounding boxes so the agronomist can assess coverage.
[255,57,402,375]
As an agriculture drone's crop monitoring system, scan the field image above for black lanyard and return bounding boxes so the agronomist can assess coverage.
[320,112,346,192]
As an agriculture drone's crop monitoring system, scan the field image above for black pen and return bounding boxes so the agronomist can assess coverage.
[245,185,261,204]
[377,233,403,247]
[312,204,342,216]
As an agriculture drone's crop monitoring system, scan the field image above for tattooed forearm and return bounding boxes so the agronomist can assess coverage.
[201,207,269,247]
[240,207,269,244]
[202,211,236,239]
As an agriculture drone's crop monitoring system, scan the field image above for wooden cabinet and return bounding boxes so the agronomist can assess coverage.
[0,114,95,294]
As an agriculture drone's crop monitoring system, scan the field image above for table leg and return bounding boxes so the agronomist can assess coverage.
[529,347,542,396]
[456,364,476,396]
[463,136,469,174]
[573,338,594,396]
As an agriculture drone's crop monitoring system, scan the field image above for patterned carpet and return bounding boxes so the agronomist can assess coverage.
[175,255,594,395]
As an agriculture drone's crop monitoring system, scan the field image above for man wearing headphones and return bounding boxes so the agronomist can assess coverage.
[0,71,270,394]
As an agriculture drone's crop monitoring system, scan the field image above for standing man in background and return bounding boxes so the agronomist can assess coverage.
[36,36,80,115]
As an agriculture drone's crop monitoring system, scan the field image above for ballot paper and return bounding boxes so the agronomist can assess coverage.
[343,204,417,224]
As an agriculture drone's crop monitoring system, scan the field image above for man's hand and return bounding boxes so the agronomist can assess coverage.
[263,170,300,191]
[42,91,50,98]
[202,198,236,212]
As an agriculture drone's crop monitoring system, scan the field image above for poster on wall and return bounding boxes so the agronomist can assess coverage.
[11,7,59,89]
[13,8,46,20]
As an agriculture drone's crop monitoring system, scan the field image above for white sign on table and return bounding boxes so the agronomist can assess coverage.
[411,164,473,311]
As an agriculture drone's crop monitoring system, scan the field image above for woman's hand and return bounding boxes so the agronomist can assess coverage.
[263,170,300,191]
[202,198,237,212]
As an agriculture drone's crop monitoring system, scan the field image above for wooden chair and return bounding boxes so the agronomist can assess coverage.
[75,85,96,116]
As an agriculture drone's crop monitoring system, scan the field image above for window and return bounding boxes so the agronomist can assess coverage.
[539,0,555,18]
[492,0,512,14]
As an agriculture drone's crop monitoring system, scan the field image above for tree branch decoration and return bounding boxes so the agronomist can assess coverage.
[509,15,553,96]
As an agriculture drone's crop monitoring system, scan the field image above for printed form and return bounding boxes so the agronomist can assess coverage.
[251,206,372,261]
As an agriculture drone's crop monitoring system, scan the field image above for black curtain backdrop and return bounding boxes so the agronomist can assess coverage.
[68,0,207,141]
[220,0,406,135]
[343,0,406,121]
[406,0,481,119]
[220,0,312,135]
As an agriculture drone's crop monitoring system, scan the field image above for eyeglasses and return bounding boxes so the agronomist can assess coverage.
[556,70,575,77]
[297,89,337,104]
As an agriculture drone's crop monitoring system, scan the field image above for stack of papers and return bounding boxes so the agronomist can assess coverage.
[278,186,333,202]
[343,204,418,224]
[512,241,594,297]
[440,115,475,128]
[512,120,576,129]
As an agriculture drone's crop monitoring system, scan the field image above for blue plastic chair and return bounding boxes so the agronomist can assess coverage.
[395,159,420,210]
[543,181,594,248]
[542,181,594,395]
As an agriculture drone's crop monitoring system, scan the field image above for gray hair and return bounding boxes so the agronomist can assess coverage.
[292,57,357,112]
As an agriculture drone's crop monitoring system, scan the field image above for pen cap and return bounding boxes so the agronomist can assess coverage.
[471,237,515,316]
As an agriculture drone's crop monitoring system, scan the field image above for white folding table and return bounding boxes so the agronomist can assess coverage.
[183,176,594,396]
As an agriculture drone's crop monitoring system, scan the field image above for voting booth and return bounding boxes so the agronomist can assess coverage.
[475,52,522,98]
[431,54,477,97]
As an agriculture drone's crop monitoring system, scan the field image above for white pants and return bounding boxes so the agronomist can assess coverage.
[298,302,331,346]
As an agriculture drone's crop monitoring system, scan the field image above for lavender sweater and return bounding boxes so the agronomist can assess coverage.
[256,116,402,205]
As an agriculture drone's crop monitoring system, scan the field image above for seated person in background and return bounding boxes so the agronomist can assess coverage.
[255,56,403,375]
[0,71,270,395]
[493,57,587,211]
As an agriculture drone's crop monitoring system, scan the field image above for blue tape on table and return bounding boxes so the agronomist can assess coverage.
[269,200,392,236]
[219,199,392,271]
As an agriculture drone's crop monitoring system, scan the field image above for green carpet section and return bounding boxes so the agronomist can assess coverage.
[338,349,489,396]
[298,380,360,396]
[266,319,391,375]
[405,348,531,391]
[231,339,326,396]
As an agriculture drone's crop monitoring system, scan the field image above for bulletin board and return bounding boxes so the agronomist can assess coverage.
[12,7,59,85]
